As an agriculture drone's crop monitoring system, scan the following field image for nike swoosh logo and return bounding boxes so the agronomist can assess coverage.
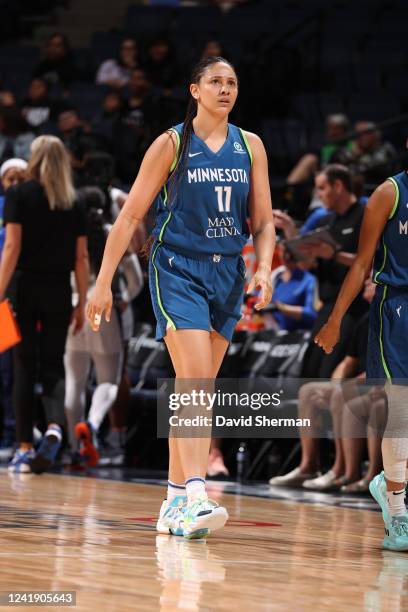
[189,152,203,157]
[392,490,405,495]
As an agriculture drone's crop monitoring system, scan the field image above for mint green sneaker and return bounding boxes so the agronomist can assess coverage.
[383,515,408,551]
[183,498,228,540]
[156,495,187,536]
[369,472,390,523]
[370,472,408,551]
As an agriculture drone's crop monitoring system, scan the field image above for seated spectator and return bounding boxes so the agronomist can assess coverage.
[21,78,60,130]
[91,90,124,150]
[287,114,352,185]
[274,169,368,240]
[57,107,105,169]
[113,69,160,183]
[143,38,181,96]
[201,40,224,60]
[0,158,27,460]
[0,107,36,162]
[0,90,16,108]
[269,278,384,492]
[33,32,77,91]
[262,245,318,332]
[96,38,139,89]
[343,121,397,185]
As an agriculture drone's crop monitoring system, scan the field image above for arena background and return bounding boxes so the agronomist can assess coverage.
[0,1,408,610]
[0,0,407,477]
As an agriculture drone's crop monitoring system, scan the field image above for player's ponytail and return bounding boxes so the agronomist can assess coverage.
[140,56,236,259]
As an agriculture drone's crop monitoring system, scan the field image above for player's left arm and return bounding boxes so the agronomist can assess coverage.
[245,131,275,310]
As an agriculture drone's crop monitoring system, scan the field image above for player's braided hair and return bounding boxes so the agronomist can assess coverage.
[140,56,237,259]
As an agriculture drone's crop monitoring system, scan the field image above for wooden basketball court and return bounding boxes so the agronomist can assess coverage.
[0,469,406,611]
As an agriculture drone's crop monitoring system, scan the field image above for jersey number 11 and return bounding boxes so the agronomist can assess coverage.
[215,186,232,212]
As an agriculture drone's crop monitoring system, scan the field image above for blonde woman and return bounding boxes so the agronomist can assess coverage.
[0,135,88,474]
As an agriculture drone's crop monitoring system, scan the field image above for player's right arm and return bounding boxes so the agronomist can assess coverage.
[314,180,395,354]
[86,131,177,330]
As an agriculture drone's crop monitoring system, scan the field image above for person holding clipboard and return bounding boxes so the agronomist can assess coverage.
[295,164,367,378]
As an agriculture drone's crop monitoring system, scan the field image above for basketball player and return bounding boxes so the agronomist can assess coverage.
[86,57,275,538]
[315,160,408,551]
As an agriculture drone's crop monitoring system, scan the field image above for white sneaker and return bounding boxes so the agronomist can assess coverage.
[269,467,319,487]
[156,496,187,536]
[8,448,35,473]
[303,470,338,491]
[183,498,228,539]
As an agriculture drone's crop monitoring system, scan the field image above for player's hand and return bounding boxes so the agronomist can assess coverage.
[314,319,340,354]
[86,283,113,332]
[298,241,335,260]
[246,265,273,311]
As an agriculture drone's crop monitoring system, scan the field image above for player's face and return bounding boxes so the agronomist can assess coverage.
[2,168,25,191]
[315,172,336,209]
[191,63,238,116]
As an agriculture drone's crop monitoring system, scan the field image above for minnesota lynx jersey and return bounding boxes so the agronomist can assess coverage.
[152,122,252,255]
[373,171,408,288]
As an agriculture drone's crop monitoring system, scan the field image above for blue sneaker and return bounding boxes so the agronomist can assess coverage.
[370,471,408,551]
[8,448,35,473]
[156,495,187,536]
[183,498,228,540]
[30,430,62,474]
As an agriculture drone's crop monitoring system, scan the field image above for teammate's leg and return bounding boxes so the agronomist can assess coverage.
[75,352,122,466]
[370,385,408,550]
[64,349,91,450]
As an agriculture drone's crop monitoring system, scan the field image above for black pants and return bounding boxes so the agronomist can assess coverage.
[0,348,14,438]
[9,272,72,443]
[301,301,359,379]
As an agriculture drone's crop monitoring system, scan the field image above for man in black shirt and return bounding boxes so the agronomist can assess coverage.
[299,164,367,378]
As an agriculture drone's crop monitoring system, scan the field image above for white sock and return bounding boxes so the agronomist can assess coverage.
[88,383,118,432]
[46,424,62,443]
[387,487,406,517]
[167,480,186,503]
[185,477,207,503]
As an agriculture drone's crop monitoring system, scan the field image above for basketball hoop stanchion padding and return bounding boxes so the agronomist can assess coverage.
[0,300,21,352]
